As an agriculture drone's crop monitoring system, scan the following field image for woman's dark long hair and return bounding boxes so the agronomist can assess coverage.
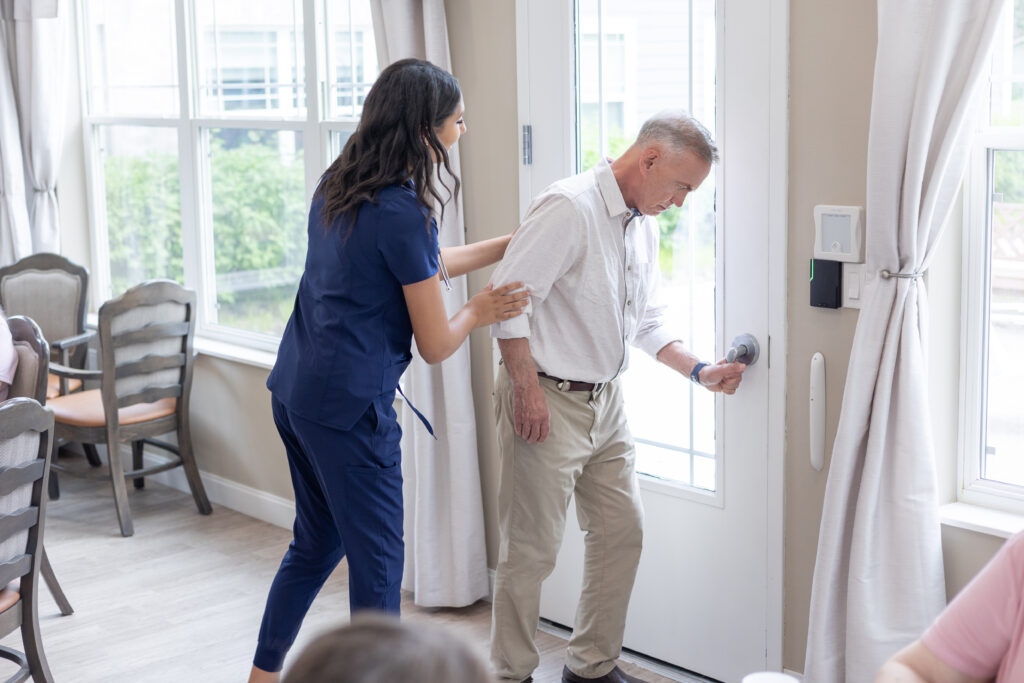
[317,58,462,234]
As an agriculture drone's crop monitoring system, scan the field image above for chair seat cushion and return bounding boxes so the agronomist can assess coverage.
[0,586,19,614]
[49,389,177,427]
[46,374,83,400]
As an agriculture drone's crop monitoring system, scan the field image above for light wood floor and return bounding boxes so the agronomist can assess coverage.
[0,464,677,682]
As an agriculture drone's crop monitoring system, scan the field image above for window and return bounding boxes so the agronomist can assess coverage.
[960,0,1024,510]
[78,0,379,349]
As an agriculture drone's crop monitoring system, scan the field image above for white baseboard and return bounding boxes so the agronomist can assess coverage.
[139,450,296,530]
[783,670,803,681]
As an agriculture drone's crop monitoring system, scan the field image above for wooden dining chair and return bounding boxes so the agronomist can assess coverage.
[6,316,73,618]
[48,280,212,537]
[0,254,102,471]
[0,398,57,683]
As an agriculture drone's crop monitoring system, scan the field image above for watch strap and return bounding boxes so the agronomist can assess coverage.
[689,361,709,385]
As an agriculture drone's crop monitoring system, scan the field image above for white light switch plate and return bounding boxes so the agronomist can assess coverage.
[842,263,865,309]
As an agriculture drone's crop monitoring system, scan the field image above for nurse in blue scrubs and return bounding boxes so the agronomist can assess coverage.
[249,58,528,682]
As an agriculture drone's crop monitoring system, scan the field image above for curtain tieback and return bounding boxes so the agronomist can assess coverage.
[880,269,923,280]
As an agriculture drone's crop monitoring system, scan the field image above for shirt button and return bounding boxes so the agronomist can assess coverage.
[627,265,632,271]
[627,299,632,306]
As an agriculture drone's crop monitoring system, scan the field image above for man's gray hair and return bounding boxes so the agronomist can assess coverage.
[635,110,719,164]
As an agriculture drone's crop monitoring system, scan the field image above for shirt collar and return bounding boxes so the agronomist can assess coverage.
[594,159,633,219]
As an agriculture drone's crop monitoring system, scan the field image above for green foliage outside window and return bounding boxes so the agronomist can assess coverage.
[104,151,184,295]
[209,132,306,335]
[104,133,307,336]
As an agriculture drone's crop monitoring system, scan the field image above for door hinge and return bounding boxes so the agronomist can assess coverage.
[522,124,533,165]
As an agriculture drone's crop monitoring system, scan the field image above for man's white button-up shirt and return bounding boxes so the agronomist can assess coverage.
[490,159,681,383]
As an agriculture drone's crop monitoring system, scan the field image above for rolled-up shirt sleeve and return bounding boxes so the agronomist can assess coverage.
[490,193,581,340]
[633,262,683,358]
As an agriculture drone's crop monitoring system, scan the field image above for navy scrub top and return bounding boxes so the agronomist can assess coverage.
[267,180,439,432]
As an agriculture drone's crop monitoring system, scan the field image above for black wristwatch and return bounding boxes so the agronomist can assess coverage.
[689,361,709,385]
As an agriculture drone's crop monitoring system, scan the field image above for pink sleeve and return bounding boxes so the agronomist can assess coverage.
[922,532,1024,679]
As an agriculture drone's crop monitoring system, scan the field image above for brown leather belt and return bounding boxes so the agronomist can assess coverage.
[537,372,603,393]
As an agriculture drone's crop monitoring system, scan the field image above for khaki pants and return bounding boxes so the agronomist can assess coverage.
[489,366,644,680]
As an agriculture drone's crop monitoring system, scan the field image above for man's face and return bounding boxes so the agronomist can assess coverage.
[636,147,712,216]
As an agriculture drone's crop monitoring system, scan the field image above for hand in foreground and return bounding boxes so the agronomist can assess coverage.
[700,360,746,395]
[470,282,529,328]
[513,381,550,443]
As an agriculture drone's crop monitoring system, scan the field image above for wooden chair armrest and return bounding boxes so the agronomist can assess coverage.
[49,363,102,381]
[50,330,95,352]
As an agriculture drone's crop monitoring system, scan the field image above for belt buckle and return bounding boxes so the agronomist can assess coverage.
[557,379,571,393]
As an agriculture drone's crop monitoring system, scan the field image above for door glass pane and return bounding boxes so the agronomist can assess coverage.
[82,0,178,116]
[984,149,1024,485]
[206,129,307,336]
[97,126,183,295]
[325,0,380,119]
[195,0,305,117]
[576,0,717,489]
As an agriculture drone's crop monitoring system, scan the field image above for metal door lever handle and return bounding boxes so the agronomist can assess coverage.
[726,334,760,365]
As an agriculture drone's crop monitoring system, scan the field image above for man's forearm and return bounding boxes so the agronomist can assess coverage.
[655,340,701,378]
[498,337,540,388]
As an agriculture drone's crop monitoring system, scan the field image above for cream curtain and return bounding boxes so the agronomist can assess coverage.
[370,0,490,607]
[804,1,1007,680]
[0,8,28,266]
[3,0,64,254]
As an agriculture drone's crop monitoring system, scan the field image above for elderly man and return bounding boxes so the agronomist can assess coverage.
[488,111,746,683]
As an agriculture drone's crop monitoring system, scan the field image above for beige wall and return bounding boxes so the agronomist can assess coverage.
[445,0,521,566]
[54,0,1009,675]
[783,0,876,669]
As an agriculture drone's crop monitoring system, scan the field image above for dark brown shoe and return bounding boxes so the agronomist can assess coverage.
[561,665,648,683]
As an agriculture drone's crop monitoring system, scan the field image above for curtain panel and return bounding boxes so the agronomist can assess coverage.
[804,1,1007,680]
[370,0,490,608]
[0,0,64,258]
[0,8,28,266]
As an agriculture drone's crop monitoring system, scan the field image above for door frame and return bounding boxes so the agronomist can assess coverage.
[514,0,788,671]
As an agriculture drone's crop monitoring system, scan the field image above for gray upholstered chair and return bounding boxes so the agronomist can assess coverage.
[0,397,57,683]
[6,316,73,617]
[0,253,102,473]
[0,253,94,400]
[48,280,212,537]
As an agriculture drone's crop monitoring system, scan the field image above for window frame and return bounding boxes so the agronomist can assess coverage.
[958,125,1024,514]
[76,0,372,352]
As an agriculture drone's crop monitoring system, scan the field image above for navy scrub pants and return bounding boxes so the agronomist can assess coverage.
[253,394,404,673]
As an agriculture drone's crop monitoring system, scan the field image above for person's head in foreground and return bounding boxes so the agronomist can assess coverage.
[282,614,493,683]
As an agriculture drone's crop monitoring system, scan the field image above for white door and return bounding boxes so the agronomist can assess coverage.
[514,1,786,681]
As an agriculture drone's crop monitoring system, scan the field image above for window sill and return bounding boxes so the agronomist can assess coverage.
[940,502,1024,539]
[88,313,280,370]
[193,336,278,370]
